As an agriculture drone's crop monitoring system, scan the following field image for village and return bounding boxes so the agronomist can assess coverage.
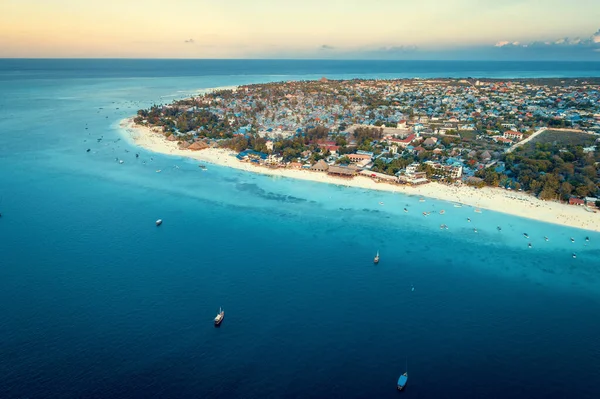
[134,78,600,209]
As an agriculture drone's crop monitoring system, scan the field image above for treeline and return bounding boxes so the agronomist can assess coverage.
[475,142,599,200]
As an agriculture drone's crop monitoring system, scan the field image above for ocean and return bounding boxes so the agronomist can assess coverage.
[1,59,600,399]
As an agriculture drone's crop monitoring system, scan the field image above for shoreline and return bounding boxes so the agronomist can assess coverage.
[118,117,600,232]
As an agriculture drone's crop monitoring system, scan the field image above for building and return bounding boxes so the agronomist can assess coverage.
[503,130,523,141]
[328,165,356,178]
[310,159,329,172]
[347,153,372,163]
[569,197,585,206]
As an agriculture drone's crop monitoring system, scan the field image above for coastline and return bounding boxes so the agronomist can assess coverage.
[119,117,600,232]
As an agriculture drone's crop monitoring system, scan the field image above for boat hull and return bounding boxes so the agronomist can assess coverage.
[214,319,223,327]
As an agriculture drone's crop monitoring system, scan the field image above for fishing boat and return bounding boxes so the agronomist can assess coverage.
[214,307,224,327]
[155,219,163,226]
[374,251,380,264]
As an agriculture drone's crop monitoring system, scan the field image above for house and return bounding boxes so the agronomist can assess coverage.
[397,119,407,129]
[288,162,303,169]
[310,159,329,172]
[266,140,274,151]
[347,153,372,163]
[569,197,585,206]
[493,136,513,144]
[423,137,438,147]
[503,130,523,141]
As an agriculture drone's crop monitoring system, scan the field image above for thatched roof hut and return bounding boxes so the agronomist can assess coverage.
[310,159,329,172]
[188,141,208,151]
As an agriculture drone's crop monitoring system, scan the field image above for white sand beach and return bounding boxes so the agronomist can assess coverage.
[119,118,600,232]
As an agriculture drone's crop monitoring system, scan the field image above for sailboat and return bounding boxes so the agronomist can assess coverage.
[374,251,380,264]
[214,307,224,327]
[397,359,408,391]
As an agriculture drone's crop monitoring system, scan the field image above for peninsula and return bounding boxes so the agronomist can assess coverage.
[121,78,600,231]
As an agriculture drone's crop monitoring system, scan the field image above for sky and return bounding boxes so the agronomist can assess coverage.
[1,0,600,60]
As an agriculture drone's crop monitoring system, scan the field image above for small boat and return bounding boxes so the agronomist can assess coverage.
[156,169,161,173]
[474,209,482,213]
[439,210,445,214]
[397,360,408,391]
[119,160,124,164]
[198,164,207,170]
[544,236,549,242]
[155,219,162,226]
[467,218,471,222]
[570,237,575,243]
[379,202,384,206]
[214,307,225,327]
[440,224,448,230]
[403,208,408,213]
[473,228,478,233]
[572,253,577,259]
[523,233,529,239]
[419,198,425,202]
[86,148,90,152]
[422,212,428,217]
[497,226,502,231]
[374,251,380,264]
[528,243,532,248]
[585,236,590,242]
[453,204,462,208]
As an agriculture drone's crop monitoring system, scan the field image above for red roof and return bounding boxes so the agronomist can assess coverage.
[569,197,585,205]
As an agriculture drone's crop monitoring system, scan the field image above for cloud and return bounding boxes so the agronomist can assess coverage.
[377,45,418,53]
[184,39,195,44]
[495,28,600,49]
[319,44,335,50]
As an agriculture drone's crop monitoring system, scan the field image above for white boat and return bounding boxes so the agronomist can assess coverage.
[374,251,380,264]
[156,219,162,226]
[214,307,224,326]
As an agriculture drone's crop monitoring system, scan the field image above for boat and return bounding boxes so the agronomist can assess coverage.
[374,251,380,264]
[439,210,445,214]
[155,219,162,226]
[572,253,577,259]
[570,237,575,243]
[585,236,590,242]
[440,224,448,230]
[453,204,462,208]
[214,307,224,327]
[474,209,482,213]
[419,198,425,202]
[156,169,161,173]
[198,164,207,170]
[403,208,408,213]
[528,243,532,248]
[397,360,408,391]
[497,226,502,231]
[544,236,549,242]
[379,202,384,206]
[397,372,408,391]
[523,233,529,239]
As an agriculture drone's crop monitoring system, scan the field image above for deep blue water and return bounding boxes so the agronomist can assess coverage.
[1,59,600,399]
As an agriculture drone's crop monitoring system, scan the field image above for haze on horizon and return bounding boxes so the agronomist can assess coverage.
[1,0,600,60]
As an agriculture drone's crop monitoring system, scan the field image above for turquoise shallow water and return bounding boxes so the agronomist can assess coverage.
[1,60,600,398]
